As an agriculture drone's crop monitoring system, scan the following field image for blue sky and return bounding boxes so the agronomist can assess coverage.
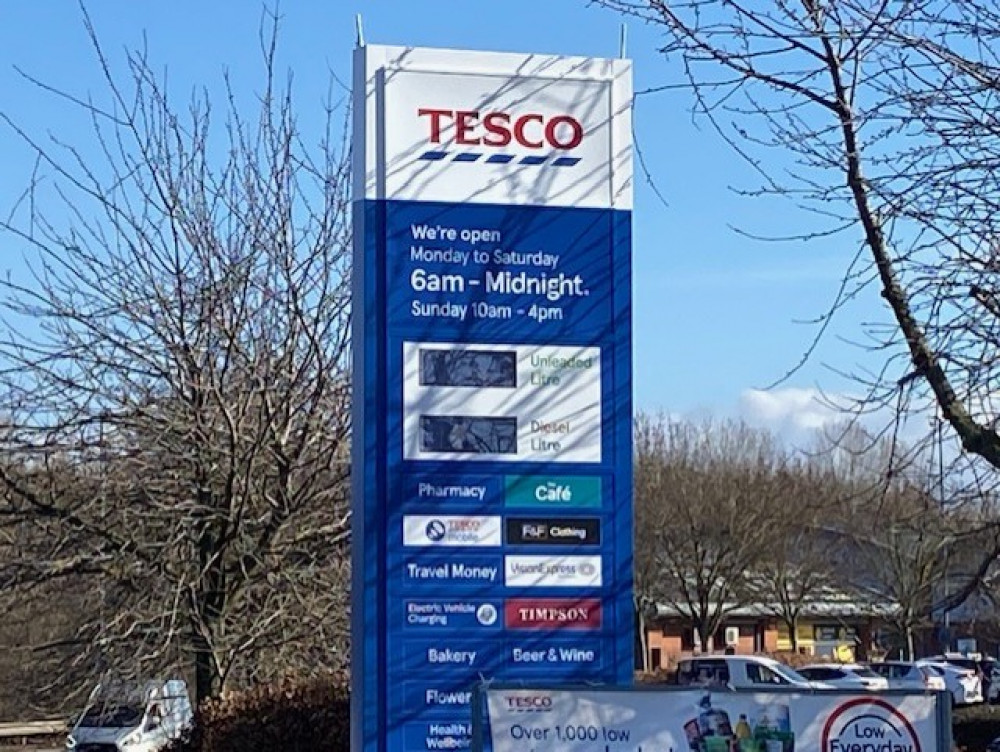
[0,1,890,443]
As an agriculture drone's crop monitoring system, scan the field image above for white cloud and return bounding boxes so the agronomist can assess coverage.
[738,387,855,446]
[649,386,941,452]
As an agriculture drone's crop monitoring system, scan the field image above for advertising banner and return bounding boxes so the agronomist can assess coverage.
[351,45,633,752]
[482,687,950,752]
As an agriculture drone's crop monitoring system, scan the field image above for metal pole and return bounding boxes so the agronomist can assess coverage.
[939,414,950,653]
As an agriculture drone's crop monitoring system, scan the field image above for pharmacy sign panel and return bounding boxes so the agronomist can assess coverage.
[351,45,633,752]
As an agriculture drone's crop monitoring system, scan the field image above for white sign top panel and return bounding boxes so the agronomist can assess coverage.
[355,45,632,209]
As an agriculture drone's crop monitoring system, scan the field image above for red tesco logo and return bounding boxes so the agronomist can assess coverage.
[418,108,583,150]
[505,694,554,712]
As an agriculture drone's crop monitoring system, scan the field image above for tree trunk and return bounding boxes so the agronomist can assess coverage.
[193,630,220,702]
[193,478,226,702]
[790,613,800,653]
[697,620,717,654]
[635,599,650,671]
[697,621,711,654]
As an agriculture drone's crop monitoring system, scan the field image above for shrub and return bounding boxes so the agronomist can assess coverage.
[952,705,1000,752]
[166,673,350,752]
[635,668,677,684]
[767,651,821,669]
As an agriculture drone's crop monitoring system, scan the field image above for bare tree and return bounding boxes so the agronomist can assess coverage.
[816,427,1000,659]
[0,10,351,703]
[0,555,96,718]
[596,0,1000,627]
[634,414,785,650]
[749,461,840,653]
[844,472,948,660]
[599,0,1000,490]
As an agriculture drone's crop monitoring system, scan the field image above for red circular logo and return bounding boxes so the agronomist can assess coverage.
[821,698,923,752]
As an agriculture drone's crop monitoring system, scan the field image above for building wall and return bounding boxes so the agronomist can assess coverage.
[644,619,780,667]
[644,615,880,669]
[646,622,683,669]
[736,631,757,655]
[762,626,779,653]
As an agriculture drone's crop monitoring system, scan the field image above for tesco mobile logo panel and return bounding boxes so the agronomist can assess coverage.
[403,515,503,547]
[382,70,614,208]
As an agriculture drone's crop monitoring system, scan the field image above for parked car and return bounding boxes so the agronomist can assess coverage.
[66,679,193,752]
[865,661,948,692]
[797,663,889,690]
[926,654,998,702]
[982,658,1000,703]
[676,656,831,690]
[988,662,1000,703]
[916,660,983,705]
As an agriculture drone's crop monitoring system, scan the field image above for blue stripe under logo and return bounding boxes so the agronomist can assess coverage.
[419,150,580,167]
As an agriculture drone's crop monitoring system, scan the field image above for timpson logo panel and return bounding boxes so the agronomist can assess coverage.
[504,598,602,629]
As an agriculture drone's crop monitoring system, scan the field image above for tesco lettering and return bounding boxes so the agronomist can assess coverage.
[505,694,554,712]
[418,109,584,150]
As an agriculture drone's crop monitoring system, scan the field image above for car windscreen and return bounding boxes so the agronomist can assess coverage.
[676,660,729,686]
[848,667,881,679]
[768,663,811,683]
[947,659,978,671]
[79,703,145,728]
[799,667,840,680]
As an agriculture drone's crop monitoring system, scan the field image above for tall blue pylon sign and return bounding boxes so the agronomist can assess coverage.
[350,45,634,752]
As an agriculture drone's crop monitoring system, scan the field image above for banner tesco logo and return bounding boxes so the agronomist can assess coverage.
[505,694,554,712]
[418,109,584,150]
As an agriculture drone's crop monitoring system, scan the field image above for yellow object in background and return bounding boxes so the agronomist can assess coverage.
[736,715,752,740]
[834,644,855,662]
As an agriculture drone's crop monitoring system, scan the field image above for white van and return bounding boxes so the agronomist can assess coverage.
[676,656,831,690]
[66,679,193,752]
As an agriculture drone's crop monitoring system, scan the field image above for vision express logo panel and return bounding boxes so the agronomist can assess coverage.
[505,517,601,546]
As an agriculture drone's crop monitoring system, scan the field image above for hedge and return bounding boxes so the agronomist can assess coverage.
[165,674,350,752]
